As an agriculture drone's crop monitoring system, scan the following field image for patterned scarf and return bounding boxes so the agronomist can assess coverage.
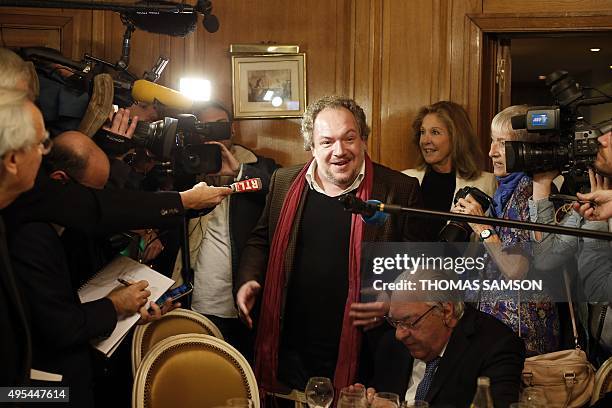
[492,172,526,217]
[254,154,374,398]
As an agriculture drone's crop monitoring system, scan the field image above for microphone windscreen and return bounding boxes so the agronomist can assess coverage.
[203,14,220,33]
[123,1,197,37]
[131,80,193,110]
[511,114,527,130]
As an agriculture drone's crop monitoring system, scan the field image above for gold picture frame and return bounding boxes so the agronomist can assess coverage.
[231,53,306,119]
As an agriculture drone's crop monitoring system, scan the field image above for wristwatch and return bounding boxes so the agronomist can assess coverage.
[479,228,494,241]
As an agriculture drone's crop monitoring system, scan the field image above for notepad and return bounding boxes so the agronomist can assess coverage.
[78,256,174,356]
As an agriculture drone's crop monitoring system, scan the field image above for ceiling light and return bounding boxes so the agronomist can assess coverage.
[538,75,546,80]
[590,48,601,52]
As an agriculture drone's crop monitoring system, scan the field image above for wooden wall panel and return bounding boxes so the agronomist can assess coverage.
[483,0,612,13]
[2,0,611,169]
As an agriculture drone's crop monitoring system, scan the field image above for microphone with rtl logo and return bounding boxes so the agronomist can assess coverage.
[226,178,262,193]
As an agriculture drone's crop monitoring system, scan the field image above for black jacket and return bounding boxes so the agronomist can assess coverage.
[0,216,31,388]
[10,222,117,408]
[371,306,525,408]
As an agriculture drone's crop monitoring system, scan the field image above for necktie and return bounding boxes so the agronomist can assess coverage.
[415,356,441,401]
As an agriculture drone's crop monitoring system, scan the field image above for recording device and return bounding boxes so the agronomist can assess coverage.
[131,80,193,110]
[438,187,492,242]
[155,282,194,307]
[505,70,612,193]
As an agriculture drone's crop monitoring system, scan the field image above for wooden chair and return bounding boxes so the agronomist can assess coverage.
[591,356,612,405]
[132,333,259,408]
[131,308,223,375]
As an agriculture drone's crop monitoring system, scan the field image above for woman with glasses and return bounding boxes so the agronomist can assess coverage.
[451,105,560,356]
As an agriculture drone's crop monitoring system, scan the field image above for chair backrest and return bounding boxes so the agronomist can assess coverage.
[131,308,224,375]
[591,356,612,405]
[132,333,259,408]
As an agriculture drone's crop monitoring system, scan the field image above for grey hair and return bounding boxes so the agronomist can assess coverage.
[0,48,29,88]
[392,268,465,320]
[301,95,370,151]
[0,88,37,157]
[491,105,529,141]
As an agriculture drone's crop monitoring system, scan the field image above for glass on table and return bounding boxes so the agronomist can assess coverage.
[226,397,254,407]
[400,400,429,408]
[371,392,400,408]
[337,385,368,408]
[305,377,334,408]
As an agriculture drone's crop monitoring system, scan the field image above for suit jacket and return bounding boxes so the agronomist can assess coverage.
[0,216,31,388]
[236,161,430,314]
[371,306,525,408]
[5,169,185,235]
[10,222,117,408]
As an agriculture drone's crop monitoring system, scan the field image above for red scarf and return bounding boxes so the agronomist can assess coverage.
[254,154,374,397]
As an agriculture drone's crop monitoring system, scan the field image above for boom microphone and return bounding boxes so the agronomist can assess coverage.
[131,80,193,110]
[361,200,389,226]
[120,1,198,37]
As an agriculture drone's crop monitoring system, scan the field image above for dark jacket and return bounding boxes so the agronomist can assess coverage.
[371,306,526,408]
[0,216,31,388]
[236,162,429,297]
[10,222,117,408]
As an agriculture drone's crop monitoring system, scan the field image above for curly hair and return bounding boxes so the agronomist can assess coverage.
[301,96,369,151]
[411,101,483,180]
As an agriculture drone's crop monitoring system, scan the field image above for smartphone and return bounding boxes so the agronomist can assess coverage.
[549,194,596,206]
[155,282,193,307]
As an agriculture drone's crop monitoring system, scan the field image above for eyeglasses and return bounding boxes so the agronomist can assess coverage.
[38,130,53,155]
[385,305,437,330]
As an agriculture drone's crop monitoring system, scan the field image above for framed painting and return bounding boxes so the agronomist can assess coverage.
[231,53,306,119]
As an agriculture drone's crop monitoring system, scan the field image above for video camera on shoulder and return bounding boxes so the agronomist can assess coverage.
[505,70,612,193]
[438,186,492,242]
[97,113,230,181]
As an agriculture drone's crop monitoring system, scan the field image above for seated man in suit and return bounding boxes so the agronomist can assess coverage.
[368,269,525,408]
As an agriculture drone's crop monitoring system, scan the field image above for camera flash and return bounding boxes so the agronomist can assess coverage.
[179,78,212,101]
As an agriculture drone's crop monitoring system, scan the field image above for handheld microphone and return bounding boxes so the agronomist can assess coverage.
[131,80,193,110]
[227,178,263,193]
[361,199,389,226]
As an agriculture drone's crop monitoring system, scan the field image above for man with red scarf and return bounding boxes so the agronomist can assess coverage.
[235,96,428,396]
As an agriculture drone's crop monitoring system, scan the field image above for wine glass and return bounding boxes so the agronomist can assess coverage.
[520,387,547,408]
[337,386,368,408]
[401,401,429,408]
[372,392,400,408]
[305,377,334,408]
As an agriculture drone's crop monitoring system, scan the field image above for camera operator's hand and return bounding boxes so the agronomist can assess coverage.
[206,141,241,177]
[179,181,232,210]
[107,280,151,319]
[236,280,261,329]
[574,169,612,221]
[533,170,560,200]
[452,194,493,236]
[103,107,138,139]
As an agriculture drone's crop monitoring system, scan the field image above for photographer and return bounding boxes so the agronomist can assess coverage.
[451,104,561,357]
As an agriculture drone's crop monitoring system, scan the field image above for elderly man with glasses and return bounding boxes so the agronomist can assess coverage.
[0,87,50,387]
[367,269,525,408]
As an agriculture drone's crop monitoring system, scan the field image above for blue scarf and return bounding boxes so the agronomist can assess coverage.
[492,172,526,217]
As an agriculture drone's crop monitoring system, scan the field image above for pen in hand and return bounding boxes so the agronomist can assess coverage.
[117,278,131,287]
